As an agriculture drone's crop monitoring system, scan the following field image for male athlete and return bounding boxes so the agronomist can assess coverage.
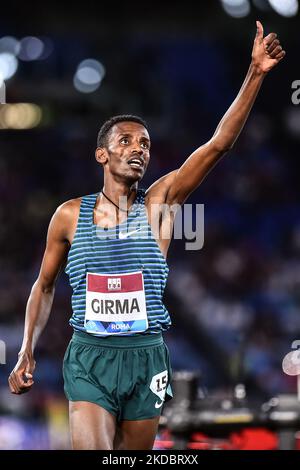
[9,23,285,449]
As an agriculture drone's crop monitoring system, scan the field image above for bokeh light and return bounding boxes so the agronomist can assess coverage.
[268,0,299,17]
[0,103,42,129]
[221,0,251,17]
[0,53,18,80]
[18,37,44,61]
[73,58,105,93]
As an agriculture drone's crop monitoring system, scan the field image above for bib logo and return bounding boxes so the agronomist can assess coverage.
[108,278,121,290]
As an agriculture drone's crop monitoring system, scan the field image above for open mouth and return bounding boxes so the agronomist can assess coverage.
[128,157,144,169]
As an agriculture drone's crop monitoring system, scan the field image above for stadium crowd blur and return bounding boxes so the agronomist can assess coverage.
[1,1,300,449]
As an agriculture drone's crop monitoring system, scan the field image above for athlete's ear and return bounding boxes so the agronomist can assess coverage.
[95,147,108,165]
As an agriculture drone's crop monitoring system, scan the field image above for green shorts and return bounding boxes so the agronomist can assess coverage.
[63,330,173,421]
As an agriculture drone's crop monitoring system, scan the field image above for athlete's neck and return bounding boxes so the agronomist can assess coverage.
[101,181,138,206]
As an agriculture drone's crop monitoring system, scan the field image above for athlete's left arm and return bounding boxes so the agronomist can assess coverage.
[165,21,285,205]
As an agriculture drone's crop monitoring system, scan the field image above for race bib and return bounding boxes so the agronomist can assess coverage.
[85,271,148,336]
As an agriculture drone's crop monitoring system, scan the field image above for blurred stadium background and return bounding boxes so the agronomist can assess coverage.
[1,0,300,450]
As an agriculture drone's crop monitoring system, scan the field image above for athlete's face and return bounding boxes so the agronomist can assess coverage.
[96,122,150,182]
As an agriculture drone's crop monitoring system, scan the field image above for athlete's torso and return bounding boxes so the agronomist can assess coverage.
[65,189,171,335]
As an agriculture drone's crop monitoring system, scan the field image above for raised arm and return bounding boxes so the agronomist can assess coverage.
[163,21,285,205]
[8,202,75,394]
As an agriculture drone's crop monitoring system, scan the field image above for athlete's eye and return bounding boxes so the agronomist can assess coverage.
[120,138,129,144]
[141,142,150,149]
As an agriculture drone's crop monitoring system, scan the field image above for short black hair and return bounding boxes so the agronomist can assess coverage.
[97,114,148,148]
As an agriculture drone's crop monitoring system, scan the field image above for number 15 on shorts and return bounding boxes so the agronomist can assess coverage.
[150,370,168,409]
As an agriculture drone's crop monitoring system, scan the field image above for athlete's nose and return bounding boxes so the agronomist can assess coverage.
[130,147,143,156]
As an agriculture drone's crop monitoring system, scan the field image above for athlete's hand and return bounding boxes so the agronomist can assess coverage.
[251,21,285,73]
[8,350,36,394]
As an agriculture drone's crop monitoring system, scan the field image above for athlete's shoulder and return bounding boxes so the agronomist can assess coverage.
[55,197,82,220]
[54,192,99,221]
[47,197,82,241]
[49,198,81,232]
